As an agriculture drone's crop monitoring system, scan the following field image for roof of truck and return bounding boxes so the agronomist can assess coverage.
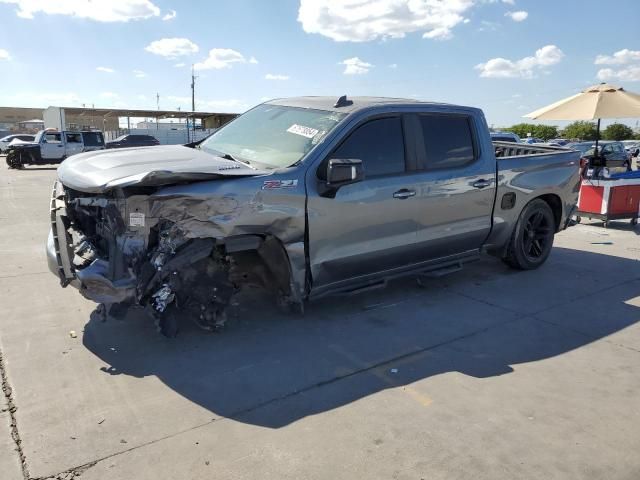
[266,96,454,113]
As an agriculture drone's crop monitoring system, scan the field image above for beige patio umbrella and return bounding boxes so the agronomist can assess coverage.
[524,83,640,155]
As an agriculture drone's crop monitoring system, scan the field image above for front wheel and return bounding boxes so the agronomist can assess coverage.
[6,151,23,169]
[503,199,555,270]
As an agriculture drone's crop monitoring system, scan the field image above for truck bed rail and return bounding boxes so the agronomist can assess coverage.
[493,141,571,158]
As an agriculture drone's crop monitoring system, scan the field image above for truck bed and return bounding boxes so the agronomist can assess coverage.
[492,141,572,158]
[484,142,581,255]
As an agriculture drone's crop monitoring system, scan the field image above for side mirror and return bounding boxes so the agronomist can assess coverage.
[327,158,364,186]
[319,158,364,198]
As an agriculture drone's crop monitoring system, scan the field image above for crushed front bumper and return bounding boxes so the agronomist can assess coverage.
[47,181,136,304]
[48,181,79,288]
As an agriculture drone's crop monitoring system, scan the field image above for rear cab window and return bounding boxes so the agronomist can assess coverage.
[418,114,476,170]
[82,132,104,147]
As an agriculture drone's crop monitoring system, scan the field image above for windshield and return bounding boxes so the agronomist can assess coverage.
[113,135,128,141]
[34,131,44,143]
[200,104,346,168]
[568,143,595,154]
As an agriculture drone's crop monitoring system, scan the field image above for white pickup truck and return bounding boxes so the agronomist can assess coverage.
[6,129,105,168]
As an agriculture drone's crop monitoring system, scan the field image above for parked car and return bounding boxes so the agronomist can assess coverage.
[490,131,521,143]
[105,134,160,149]
[566,141,631,172]
[522,137,544,144]
[549,138,569,146]
[48,96,581,336]
[6,130,105,168]
[0,134,35,153]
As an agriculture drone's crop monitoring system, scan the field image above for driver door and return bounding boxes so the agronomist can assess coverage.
[40,132,65,159]
[306,116,420,290]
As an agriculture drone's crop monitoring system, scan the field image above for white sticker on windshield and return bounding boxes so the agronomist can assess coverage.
[287,124,319,139]
[129,212,145,227]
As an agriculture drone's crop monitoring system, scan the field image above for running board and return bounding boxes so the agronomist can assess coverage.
[418,262,464,278]
[336,280,388,296]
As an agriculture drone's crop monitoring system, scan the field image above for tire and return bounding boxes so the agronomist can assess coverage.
[631,217,638,226]
[503,199,555,270]
[575,216,581,224]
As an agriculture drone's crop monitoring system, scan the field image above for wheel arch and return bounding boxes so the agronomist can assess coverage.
[223,233,302,307]
[534,193,563,232]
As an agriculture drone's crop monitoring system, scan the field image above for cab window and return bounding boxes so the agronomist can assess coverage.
[419,114,476,170]
[330,117,405,177]
[44,133,61,144]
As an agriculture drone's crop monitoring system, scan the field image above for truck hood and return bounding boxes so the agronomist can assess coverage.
[8,139,37,147]
[57,145,266,193]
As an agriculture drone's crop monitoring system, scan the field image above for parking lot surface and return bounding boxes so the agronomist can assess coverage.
[1,160,639,480]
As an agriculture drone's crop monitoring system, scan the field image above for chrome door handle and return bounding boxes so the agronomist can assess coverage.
[393,189,416,199]
[472,179,491,189]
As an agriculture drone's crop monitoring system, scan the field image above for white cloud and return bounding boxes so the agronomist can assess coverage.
[194,48,252,70]
[475,45,564,78]
[265,73,290,80]
[501,0,515,4]
[133,69,146,78]
[0,49,10,60]
[505,10,527,21]
[173,62,186,68]
[96,66,115,73]
[145,38,199,58]
[298,0,475,42]
[595,49,640,82]
[596,66,640,82]
[0,0,160,21]
[595,49,640,65]
[162,9,176,21]
[388,63,398,69]
[477,20,500,32]
[249,56,259,64]
[340,57,373,75]
[99,92,119,99]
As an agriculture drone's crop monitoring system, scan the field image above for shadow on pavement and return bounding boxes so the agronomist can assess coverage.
[83,247,640,428]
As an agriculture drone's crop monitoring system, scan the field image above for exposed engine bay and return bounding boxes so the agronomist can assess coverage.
[50,181,301,337]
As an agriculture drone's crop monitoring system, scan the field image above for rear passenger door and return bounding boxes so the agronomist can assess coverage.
[64,133,84,157]
[307,116,420,287]
[407,112,496,260]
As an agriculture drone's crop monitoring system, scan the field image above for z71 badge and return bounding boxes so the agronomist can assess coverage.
[262,179,298,190]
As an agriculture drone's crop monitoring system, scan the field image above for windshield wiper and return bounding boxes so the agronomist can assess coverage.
[220,152,250,165]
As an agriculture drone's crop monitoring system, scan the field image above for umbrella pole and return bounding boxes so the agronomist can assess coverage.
[594,118,601,158]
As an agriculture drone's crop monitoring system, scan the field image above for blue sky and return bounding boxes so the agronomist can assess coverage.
[0,0,639,128]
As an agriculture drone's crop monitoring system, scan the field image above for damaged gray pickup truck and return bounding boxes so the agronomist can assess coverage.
[47,96,581,336]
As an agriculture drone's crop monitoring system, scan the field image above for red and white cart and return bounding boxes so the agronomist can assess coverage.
[577,175,640,227]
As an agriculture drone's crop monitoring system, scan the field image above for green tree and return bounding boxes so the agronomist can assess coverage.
[504,123,558,141]
[561,121,598,141]
[602,123,634,141]
[532,125,559,141]
[504,123,535,139]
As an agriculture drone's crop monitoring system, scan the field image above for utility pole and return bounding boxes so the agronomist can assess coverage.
[190,64,197,142]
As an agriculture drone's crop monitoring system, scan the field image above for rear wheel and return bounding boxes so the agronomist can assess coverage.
[503,199,555,270]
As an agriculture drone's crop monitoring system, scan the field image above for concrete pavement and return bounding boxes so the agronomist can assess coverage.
[0,160,639,479]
